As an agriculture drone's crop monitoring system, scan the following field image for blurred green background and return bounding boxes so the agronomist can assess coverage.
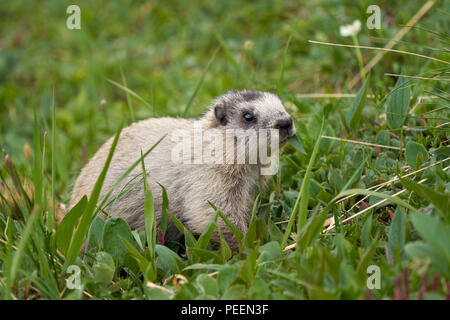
[0,0,448,199]
[0,0,449,300]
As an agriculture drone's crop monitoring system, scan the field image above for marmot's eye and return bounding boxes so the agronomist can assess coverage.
[244,113,254,122]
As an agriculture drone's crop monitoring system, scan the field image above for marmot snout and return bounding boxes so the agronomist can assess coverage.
[69,90,296,250]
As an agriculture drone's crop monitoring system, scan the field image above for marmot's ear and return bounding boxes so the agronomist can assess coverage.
[214,103,227,126]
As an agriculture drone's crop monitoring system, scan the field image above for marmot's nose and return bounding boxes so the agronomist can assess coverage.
[275,117,294,138]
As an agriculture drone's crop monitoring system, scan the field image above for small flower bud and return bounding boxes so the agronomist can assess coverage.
[23,143,32,159]
[243,40,254,51]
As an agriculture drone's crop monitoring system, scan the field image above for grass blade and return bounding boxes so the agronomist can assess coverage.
[346,74,370,130]
[120,67,136,122]
[183,47,219,117]
[97,135,166,212]
[140,150,156,261]
[332,188,420,213]
[281,118,325,248]
[50,88,56,231]
[33,106,42,218]
[64,123,123,269]
[107,78,153,114]
[5,209,38,299]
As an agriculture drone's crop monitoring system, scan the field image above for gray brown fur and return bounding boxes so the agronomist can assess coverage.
[69,90,295,250]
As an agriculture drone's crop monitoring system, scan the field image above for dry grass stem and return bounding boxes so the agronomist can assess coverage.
[385,73,450,82]
[321,135,401,150]
[308,40,448,66]
[348,0,436,88]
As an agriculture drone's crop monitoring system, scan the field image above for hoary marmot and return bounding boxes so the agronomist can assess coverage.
[70,90,296,250]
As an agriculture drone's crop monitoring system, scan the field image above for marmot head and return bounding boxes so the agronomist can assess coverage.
[204,90,296,141]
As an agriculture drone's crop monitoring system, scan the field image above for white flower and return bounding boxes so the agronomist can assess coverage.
[339,20,361,37]
[243,40,254,51]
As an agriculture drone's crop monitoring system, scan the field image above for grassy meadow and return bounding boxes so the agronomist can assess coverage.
[0,0,449,300]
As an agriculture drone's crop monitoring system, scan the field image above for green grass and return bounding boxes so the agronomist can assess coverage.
[0,0,449,300]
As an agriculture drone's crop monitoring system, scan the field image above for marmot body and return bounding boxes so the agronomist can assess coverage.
[70,90,296,250]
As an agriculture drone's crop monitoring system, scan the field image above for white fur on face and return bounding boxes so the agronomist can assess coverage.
[223,91,292,130]
[252,92,290,127]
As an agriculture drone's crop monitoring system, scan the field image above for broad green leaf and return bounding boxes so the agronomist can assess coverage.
[239,245,259,286]
[173,282,199,300]
[388,207,406,262]
[196,211,218,250]
[409,213,450,261]
[244,218,257,248]
[258,241,282,261]
[375,130,390,146]
[196,274,219,297]
[346,75,370,129]
[356,233,379,278]
[120,236,154,281]
[401,178,449,218]
[155,244,183,274]
[249,193,260,224]
[221,284,246,300]
[386,77,411,129]
[267,219,284,244]
[405,141,428,170]
[217,266,239,293]
[296,208,328,252]
[103,217,134,266]
[55,196,87,256]
[405,212,450,278]
[86,215,105,251]
[329,168,343,191]
[167,211,197,247]
[93,251,115,284]
[190,247,222,263]
[146,287,170,300]
[208,201,244,251]
[217,223,232,263]
[322,247,341,283]
[405,241,449,278]
[131,230,144,251]
[287,134,306,155]
[184,227,197,249]
[258,241,281,272]
[335,233,352,261]
[308,287,339,300]
[158,183,169,236]
[338,262,361,299]
[248,279,270,299]
[183,263,229,271]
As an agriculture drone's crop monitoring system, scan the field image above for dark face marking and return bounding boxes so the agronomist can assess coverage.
[213,90,278,129]
[240,90,263,102]
[214,104,227,126]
